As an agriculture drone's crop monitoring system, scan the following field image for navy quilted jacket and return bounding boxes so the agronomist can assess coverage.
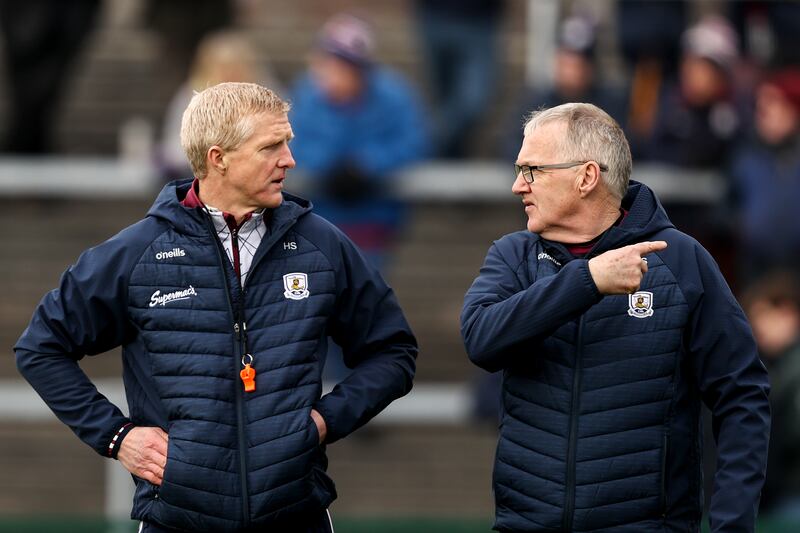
[15,179,417,531]
[461,182,770,532]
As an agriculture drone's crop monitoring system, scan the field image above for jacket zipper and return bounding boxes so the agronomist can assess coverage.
[563,315,585,531]
[205,218,251,527]
[660,432,668,516]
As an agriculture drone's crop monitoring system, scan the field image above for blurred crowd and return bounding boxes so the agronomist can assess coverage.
[2,0,800,524]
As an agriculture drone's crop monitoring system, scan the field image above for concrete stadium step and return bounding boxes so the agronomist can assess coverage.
[388,203,523,381]
[327,424,497,518]
[0,422,103,515]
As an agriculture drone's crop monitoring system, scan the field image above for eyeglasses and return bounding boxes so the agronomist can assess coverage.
[514,161,608,184]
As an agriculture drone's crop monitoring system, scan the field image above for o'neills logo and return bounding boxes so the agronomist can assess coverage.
[149,286,197,307]
[155,248,186,260]
[537,252,562,267]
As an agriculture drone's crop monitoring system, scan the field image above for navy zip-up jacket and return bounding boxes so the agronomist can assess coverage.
[15,179,417,532]
[461,181,770,532]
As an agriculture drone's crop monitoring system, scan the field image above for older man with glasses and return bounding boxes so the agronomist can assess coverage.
[462,102,770,532]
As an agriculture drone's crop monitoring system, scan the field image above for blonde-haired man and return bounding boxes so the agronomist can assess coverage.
[462,103,769,532]
[16,82,418,532]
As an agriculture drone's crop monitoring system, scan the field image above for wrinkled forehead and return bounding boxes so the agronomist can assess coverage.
[251,111,294,141]
[267,112,293,135]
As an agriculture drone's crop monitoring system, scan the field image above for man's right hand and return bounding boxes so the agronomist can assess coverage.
[117,426,169,486]
[588,241,668,295]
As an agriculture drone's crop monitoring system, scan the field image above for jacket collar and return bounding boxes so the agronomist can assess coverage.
[146,178,313,238]
[540,181,675,263]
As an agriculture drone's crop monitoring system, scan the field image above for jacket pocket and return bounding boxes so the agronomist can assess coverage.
[154,431,175,503]
[308,412,320,447]
[131,476,160,520]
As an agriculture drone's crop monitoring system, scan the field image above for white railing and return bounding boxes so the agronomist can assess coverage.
[0,156,726,203]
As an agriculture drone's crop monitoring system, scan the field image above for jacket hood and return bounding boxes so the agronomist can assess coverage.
[146,179,314,238]
[599,180,675,251]
[542,180,675,260]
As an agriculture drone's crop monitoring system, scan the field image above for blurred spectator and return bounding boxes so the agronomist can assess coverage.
[289,14,427,384]
[0,0,101,153]
[501,14,627,159]
[742,272,800,523]
[617,0,687,146]
[414,0,505,158]
[157,30,281,182]
[729,68,800,283]
[289,13,427,269]
[643,15,742,168]
[729,1,800,69]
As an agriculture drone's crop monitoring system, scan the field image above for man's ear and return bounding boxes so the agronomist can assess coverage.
[207,146,227,174]
[577,162,602,198]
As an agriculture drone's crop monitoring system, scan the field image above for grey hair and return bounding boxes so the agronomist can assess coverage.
[181,82,290,178]
[522,103,632,200]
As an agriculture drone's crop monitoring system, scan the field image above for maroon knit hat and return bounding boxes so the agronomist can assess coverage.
[766,68,800,114]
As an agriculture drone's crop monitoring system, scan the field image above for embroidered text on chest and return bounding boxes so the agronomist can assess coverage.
[149,286,197,307]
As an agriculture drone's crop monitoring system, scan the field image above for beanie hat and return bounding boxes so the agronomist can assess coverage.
[766,68,800,114]
[682,15,739,72]
[317,13,375,68]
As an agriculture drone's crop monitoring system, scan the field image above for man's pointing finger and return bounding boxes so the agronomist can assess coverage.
[633,241,668,255]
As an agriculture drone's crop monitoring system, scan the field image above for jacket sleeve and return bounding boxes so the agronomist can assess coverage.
[14,237,138,457]
[684,246,770,532]
[313,234,418,444]
[461,242,602,372]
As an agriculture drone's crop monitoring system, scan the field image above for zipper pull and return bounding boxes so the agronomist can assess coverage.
[240,354,256,392]
[233,322,241,339]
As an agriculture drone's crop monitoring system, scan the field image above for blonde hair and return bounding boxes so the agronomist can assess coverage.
[180,82,290,178]
[523,103,632,200]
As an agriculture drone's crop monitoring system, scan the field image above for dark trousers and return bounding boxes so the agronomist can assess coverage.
[139,510,334,533]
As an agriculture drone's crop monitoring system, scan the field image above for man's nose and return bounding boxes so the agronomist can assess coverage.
[511,173,529,195]
[280,145,296,168]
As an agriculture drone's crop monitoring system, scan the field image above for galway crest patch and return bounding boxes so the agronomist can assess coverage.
[283,272,310,300]
[628,291,654,319]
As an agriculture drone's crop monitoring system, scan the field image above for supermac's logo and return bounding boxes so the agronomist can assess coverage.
[628,291,654,319]
[283,273,310,300]
[149,286,197,307]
